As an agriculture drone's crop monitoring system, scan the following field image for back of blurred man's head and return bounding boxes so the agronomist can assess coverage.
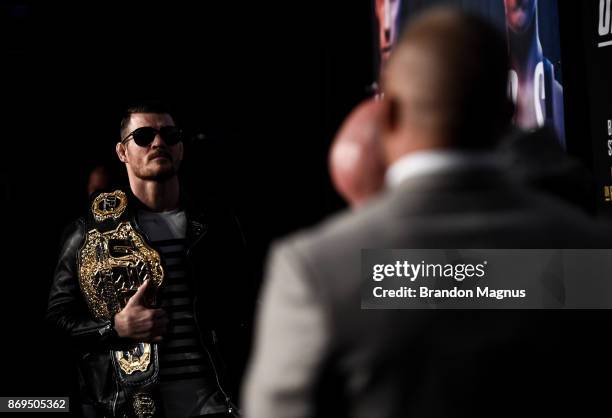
[380,8,513,164]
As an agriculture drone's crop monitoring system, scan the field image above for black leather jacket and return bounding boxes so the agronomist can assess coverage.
[46,191,252,417]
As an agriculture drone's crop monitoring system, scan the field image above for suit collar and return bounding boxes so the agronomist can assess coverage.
[385,149,499,189]
[386,164,513,201]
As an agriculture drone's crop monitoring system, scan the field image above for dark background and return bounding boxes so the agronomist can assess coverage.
[0,0,603,409]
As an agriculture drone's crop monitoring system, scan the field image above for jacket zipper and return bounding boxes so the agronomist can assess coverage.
[134,211,235,414]
[112,376,119,417]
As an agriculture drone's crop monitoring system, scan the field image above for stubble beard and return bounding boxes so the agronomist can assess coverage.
[133,161,179,182]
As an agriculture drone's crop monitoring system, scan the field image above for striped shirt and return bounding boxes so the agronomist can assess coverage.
[138,209,227,417]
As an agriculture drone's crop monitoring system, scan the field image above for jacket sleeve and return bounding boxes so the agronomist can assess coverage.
[242,240,330,418]
[45,219,128,353]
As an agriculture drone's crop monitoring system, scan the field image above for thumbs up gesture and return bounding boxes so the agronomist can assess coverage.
[114,280,168,343]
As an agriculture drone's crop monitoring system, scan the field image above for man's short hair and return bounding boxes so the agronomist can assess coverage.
[119,101,175,139]
[389,9,513,148]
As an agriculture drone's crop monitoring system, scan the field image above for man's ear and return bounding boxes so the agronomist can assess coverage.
[380,96,400,136]
[377,95,403,166]
[116,142,128,163]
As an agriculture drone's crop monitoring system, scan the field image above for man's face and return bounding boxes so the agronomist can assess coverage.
[504,0,537,33]
[118,113,183,182]
[376,0,401,62]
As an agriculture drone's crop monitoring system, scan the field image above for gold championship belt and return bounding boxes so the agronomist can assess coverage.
[77,190,164,418]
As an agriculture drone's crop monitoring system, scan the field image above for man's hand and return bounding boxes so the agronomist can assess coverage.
[114,280,168,342]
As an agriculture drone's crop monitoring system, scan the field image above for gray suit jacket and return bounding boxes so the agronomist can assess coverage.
[244,166,609,418]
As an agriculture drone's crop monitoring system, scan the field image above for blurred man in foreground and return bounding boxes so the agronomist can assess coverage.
[244,8,607,418]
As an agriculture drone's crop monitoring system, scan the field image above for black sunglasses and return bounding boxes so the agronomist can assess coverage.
[121,126,183,147]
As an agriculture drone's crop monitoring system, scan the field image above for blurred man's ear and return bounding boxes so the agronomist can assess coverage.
[378,95,403,166]
[116,142,128,163]
[380,96,400,136]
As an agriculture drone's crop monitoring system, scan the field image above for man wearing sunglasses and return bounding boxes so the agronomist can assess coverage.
[47,102,250,417]
[117,120,184,188]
